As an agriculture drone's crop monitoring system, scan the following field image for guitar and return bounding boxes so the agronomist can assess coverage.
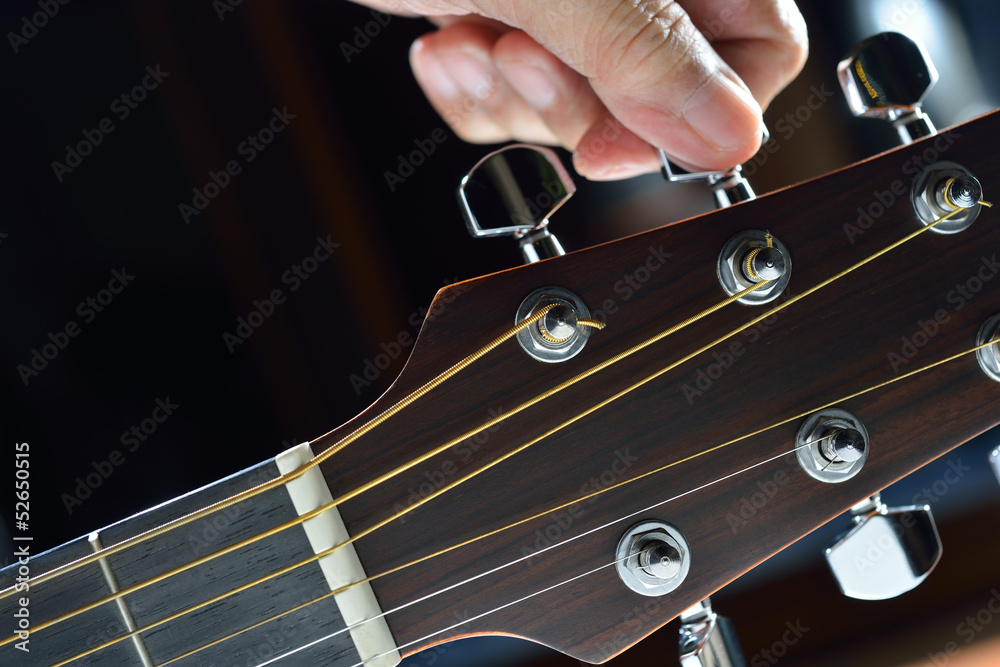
[4,89,1000,665]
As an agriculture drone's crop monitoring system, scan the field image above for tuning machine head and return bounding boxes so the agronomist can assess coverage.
[825,493,942,600]
[658,126,768,208]
[837,32,939,144]
[458,144,574,264]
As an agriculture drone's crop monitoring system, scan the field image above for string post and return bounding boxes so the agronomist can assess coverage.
[940,175,983,211]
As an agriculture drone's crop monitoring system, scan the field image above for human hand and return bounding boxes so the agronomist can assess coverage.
[352,1,807,180]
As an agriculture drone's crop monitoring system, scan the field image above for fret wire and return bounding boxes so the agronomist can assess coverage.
[0,305,559,604]
[7,203,964,606]
[160,441,822,667]
[89,532,154,667]
[13,276,765,648]
[51,210,988,665]
[27,203,980,663]
[186,333,995,667]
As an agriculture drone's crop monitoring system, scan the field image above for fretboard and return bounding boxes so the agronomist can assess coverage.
[0,452,377,666]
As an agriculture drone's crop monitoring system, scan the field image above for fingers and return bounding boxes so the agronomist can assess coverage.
[468,0,808,170]
[402,0,809,176]
[492,30,605,150]
[675,0,809,108]
[409,22,558,145]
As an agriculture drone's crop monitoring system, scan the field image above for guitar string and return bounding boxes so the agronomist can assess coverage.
[33,201,977,662]
[254,328,1000,667]
[32,278,769,663]
[268,554,635,667]
[161,441,817,667]
[203,338,1000,667]
[10,196,978,606]
[60,339,998,667]
[0,304,571,601]
[7,278,772,645]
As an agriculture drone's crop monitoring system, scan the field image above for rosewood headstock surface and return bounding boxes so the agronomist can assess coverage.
[311,109,1000,663]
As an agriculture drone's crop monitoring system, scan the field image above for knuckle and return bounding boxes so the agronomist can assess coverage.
[593,1,698,92]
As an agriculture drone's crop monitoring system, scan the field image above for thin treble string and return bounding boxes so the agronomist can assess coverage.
[53,336,997,667]
[41,202,978,663]
[258,442,841,667]
[11,280,771,647]
[33,279,769,662]
[163,441,818,667]
[0,305,564,602]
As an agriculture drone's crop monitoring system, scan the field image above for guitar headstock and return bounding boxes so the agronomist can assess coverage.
[310,93,1000,663]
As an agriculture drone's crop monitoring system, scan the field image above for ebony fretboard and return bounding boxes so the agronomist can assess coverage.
[0,458,362,666]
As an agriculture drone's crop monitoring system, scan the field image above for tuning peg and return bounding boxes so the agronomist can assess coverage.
[837,32,939,144]
[825,493,942,600]
[990,447,1000,484]
[457,144,574,264]
[678,597,747,667]
[658,128,768,208]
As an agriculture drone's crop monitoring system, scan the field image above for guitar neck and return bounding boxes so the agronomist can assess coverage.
[0,447,387,666]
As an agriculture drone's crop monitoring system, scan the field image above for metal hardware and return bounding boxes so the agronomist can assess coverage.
[616,521,690,597]
[990,447,1000,485]
[658,128,768,208]
[837,32,938,145]
[796,408,869,483]
[825,493,942,600]
[457,144,574,263]
[515,287,593,363]
[911,162,984,234]
[678,598,747,667]
[976,313,1000,382]
[717,231,791,305]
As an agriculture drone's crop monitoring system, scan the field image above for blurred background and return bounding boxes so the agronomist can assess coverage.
[2,0,1000,665]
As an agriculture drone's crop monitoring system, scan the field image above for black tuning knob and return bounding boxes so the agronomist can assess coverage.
[837,32,939,144]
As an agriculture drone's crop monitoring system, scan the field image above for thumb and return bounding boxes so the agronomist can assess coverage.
[471,0,766,171]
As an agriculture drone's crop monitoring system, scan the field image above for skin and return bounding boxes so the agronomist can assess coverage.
[348,0,808,180]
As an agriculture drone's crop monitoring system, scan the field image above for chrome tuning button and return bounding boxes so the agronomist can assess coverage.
[678,597,747,667]
[458,144,574,264]
[990,447,1000,485]
[825,493,942,600]
[658,128,768,208]
[837,32,939,144]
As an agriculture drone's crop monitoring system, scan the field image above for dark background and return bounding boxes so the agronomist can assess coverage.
[3,1,1000,665]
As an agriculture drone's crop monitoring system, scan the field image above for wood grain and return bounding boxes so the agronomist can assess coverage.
[311,110,1000,663]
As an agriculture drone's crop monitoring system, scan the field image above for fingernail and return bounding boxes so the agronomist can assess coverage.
[497,61,557,110]
[410,37,461,100]
[436,50,497,100]
[682,74,763,152]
